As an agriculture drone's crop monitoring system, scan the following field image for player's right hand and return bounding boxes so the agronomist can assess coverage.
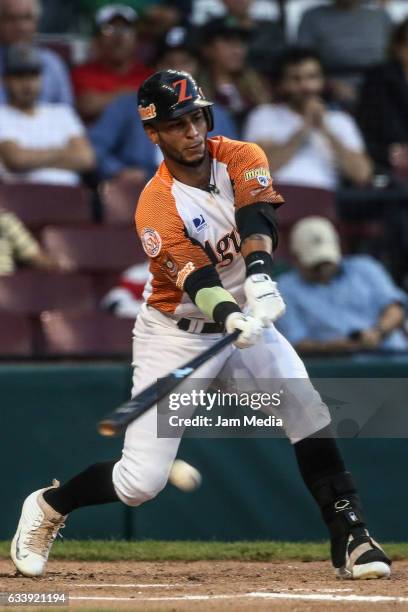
[225,312,263,349]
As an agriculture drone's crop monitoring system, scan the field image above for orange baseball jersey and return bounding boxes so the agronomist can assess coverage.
[135,136,284,319]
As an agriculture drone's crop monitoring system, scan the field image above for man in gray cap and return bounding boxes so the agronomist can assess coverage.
[276,217,408,355]
[72,4,151,122]
[0,0,73,105]
[0,44,95,185]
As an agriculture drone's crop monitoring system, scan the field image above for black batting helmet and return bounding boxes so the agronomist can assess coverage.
[137,70,214,131]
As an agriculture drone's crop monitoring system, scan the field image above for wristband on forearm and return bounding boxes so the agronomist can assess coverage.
[195,286,241,326]
[213,301,242,326]
[184,266,241,326]
[244,251,274,278]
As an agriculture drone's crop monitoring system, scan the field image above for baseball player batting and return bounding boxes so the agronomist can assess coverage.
[11,70,390,581]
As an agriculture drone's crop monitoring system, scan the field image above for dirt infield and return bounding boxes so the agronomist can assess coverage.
[1,559,408,611]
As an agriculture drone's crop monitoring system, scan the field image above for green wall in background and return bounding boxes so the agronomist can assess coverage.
[0,361,406,542]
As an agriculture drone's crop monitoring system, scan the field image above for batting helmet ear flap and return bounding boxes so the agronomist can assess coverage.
[203,106,214,132]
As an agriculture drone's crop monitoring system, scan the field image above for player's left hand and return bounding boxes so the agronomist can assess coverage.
[245,274,286,327]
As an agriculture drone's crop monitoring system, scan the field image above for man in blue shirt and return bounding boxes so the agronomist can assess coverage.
[89,26,239,181]
[0,0,73,105]
[276,217,408,355]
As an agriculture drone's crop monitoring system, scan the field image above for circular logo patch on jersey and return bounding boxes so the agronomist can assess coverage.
[141,227,162,258]
[257,175,270,187]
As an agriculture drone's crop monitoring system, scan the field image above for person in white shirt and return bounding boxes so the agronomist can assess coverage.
[244,47,373,191]
[0,44,95,185]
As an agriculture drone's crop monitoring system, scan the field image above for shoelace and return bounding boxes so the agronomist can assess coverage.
[26,516,65,557]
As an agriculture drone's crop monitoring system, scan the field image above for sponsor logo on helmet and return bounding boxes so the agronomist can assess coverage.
[141,227,162,257]
[244,167,271,182]
[138,103,157,121]
[172,78,193,104]
[176,261,195,289]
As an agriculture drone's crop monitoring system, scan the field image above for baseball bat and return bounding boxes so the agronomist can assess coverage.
[98,330,240,437]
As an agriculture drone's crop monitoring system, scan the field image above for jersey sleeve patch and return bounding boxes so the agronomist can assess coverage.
[141,227,162,258]
[215,139,284,209]
[244,167,271,183]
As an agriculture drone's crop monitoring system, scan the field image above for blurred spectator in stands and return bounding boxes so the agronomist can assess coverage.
[137,3,186,40]
[101,261,149,317]
[89,93,156,183]
[80,1,184,68]
[155,26,238,138]
[0,208,56,274]
[244,48,372,190]
[38,0,78,33]
[0,45,95,185]
[80,0,147,24]
[219,0,285,76]
[198,16,268,130]
[191,0,279,26]
[357,18,408,177]
[276,217,408,355]
[0,0,73,104]
[72,4,151,122]
[297,0,392,108]
[81,0,165,13]
[90,26,238,182]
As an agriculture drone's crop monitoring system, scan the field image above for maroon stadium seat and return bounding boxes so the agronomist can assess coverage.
[100,177,145,225]
[42,226,144,272]
[92,272,121,302]
[0,271,95,314]
[0,183,92,229]
[275,184,337,225]
[0,312,33,356]
[40,311,133,356]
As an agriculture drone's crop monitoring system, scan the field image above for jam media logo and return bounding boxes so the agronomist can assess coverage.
[193,214,208,232]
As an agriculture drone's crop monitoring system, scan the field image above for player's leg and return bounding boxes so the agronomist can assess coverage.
[11,307,234,577]
[220,326,391,579]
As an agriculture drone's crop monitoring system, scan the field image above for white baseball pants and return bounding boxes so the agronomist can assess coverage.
[112,304,330,506]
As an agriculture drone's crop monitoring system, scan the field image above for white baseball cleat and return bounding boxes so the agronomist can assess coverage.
[336,530,391,580]
[11,480,66,577]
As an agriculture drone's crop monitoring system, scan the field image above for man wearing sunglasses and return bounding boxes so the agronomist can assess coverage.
[71,4,151,122]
